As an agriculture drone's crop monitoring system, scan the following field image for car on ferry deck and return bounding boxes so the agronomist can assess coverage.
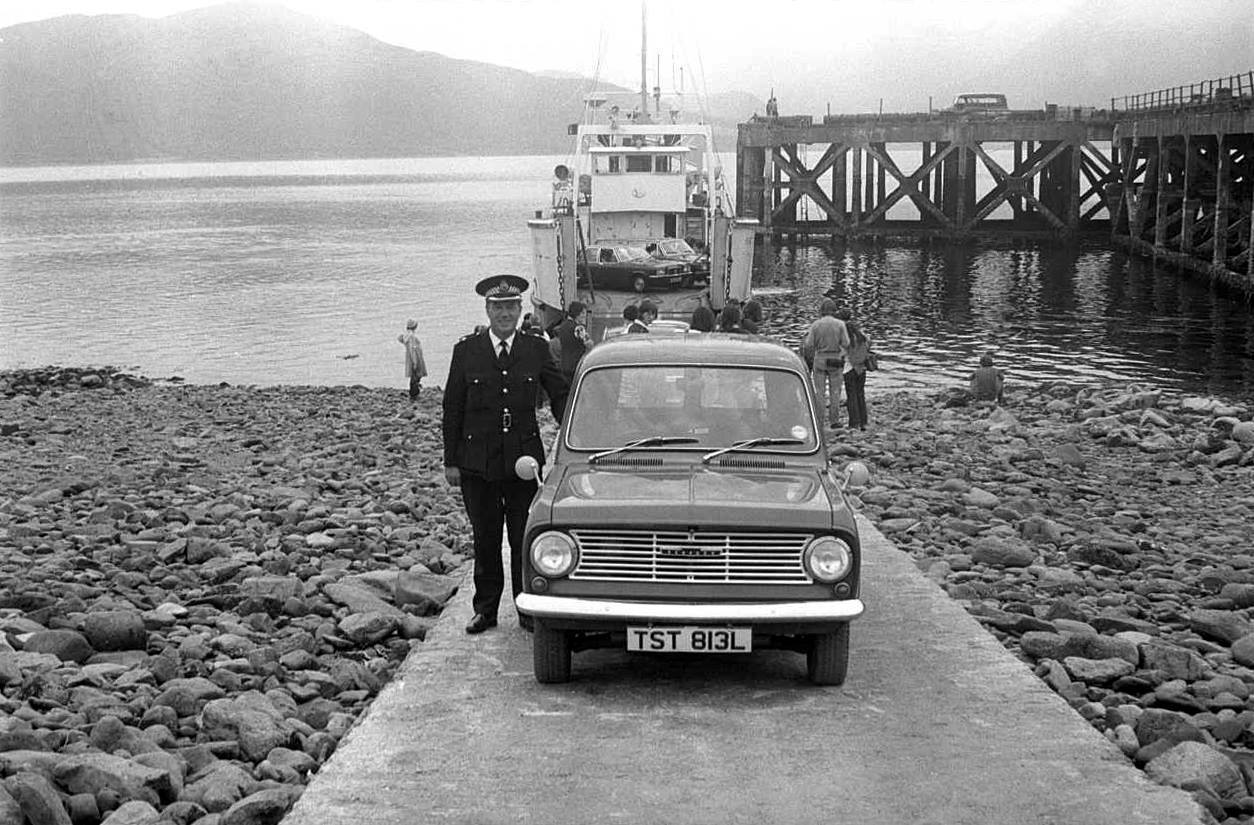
[577,244,687,292]
[642,238,710,287]
[514,334,866,685]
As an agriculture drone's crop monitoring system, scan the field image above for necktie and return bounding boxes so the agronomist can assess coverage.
[498,340,508,363]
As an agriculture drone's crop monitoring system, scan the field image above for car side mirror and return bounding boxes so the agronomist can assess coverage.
[515,455,541,484]
[841,461,870,490]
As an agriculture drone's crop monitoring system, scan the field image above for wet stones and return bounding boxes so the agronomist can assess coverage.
[856,382,1254,820]
[0,370,473,823]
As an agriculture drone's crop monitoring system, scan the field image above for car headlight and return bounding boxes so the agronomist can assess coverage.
[803,536,853,583]
[530,531,578,578]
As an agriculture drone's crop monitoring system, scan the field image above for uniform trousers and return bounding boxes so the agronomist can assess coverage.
[459,472,536,618]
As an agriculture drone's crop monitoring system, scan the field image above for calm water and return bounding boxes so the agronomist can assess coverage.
[2,156,1253,402]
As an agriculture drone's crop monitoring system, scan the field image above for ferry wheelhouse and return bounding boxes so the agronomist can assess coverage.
[528,86,757,338]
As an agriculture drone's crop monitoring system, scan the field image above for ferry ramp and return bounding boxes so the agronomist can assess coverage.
[283,517,1205,825]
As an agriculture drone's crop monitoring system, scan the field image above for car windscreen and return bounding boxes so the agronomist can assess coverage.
[659,239,694,255]
[567,364,818,450]
[622,246,651,261]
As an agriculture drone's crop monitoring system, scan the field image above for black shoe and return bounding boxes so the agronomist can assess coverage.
[465,614,497,634]
[518,615,534,633]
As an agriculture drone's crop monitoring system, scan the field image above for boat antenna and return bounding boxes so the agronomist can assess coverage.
[639,1,648,117]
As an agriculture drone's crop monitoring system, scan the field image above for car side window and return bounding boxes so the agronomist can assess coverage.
[600,248,614,262]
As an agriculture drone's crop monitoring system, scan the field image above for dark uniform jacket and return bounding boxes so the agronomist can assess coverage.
[442,330,568,481]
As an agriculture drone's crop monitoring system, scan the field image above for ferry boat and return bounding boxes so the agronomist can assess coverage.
[527,21,757,339]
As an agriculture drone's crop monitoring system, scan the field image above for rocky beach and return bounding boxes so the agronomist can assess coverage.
[3,366,1254,824]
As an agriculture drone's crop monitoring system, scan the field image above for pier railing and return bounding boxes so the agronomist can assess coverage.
[1111,71,1253,112]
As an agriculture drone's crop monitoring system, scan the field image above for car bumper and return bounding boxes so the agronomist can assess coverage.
[515,594,864,623]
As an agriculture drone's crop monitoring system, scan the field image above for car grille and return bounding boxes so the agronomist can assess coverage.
[569,529,812,584]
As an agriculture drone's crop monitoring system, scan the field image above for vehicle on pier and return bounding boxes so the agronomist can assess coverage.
[515,334,867,685]
[945,93,1009,114]
[527,17,757,340]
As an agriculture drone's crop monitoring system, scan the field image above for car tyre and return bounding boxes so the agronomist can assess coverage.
[533,619,572,683]
[631,274,647,293]
[806,623,850,686]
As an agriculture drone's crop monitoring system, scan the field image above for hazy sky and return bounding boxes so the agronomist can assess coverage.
[0,0,1086,88]
[0,0,1245,111]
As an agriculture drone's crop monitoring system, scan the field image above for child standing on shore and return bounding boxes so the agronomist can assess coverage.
[397,319,428,401]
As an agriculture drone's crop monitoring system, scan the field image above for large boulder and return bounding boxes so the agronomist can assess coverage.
[394,570,458,615]
[1189,609,1253,645]
[83,611,147,652]
[99,799,161,824]
[1145,741,1247,801]
[54,752,174,807]
[199,693,289,762]
[152,677,226,717]
[181,763,257,813]
[1062,656,1135,684]
[337,612,397,646]
[6,771,72,825]
[1140,640,1211,682]
[321,582,404,618]
[219,787,300,825]
[969,536,1036,568]
[22,630,93,664]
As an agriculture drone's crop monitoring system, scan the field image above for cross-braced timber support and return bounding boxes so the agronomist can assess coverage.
[1108,98,1254,295]
[736,114,1117,241]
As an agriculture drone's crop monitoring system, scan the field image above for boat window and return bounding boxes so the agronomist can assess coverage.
[626,154,653,173]
[654,155,671,173]
[607,155,621,173]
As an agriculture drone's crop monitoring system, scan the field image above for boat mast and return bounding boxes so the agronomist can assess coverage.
[639,1,648,118]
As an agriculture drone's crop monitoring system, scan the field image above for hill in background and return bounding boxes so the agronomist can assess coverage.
[0,3,756,166]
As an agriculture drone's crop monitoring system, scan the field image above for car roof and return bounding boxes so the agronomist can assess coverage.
[582,333,805,371]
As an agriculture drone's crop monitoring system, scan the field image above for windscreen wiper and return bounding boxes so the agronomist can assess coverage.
[701,437,804,464]
[589,436,699,464]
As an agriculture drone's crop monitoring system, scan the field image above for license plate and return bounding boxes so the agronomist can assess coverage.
[626,626,752,653]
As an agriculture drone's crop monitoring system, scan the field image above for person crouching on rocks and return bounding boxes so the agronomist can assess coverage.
[969,352,1005,404]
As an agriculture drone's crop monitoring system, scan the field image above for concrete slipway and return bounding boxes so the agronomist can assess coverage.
[284,517,1205,825]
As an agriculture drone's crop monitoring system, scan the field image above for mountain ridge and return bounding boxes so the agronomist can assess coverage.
[0,3,756,166]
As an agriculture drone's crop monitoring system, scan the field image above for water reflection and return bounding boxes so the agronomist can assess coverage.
[754,239,1254,403]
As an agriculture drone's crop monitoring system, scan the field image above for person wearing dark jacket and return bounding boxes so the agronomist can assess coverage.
[443,274,568,634]
[555,300,591,384]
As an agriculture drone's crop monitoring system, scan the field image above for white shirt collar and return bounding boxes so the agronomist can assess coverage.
[489,330,516,351]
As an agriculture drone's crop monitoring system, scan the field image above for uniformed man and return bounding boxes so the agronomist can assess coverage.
[442,274,568,634]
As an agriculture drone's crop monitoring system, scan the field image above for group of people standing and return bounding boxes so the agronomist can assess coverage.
[689,296,763,334]
[414,273,1012,640]
[800,299,874,432]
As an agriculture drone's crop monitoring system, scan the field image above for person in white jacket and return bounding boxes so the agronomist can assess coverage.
[397,319,428,401]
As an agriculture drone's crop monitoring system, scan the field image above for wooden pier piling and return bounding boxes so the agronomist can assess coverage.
[736,71,1254,296]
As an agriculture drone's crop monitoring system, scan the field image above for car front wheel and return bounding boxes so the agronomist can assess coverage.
[533,619,572,683]
[806,624,850,686]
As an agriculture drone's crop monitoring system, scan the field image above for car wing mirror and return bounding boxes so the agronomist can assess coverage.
[515,455,542,486]
[839,460,870,490]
